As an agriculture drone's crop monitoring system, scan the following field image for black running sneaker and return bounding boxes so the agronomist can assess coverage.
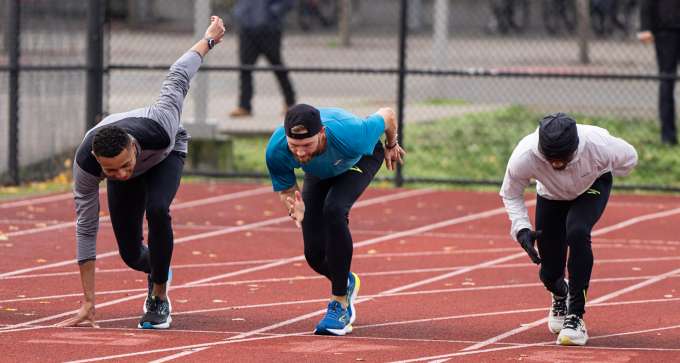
[143,268,172,313]
[138,296,172,329]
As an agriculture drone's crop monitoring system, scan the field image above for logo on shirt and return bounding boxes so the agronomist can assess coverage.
[586,188,600,195]
[333,159,343,166]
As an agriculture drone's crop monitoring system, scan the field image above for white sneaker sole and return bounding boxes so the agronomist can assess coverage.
[348,273,361,326]
[138,316,173,330]
[315,324,353,336]
[557,333,587,346]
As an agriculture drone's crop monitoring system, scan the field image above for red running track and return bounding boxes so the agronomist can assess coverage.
[0,181,678,362]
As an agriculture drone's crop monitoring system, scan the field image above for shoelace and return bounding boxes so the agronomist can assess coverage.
[563,315,581,330]
[325,301,344,321]
[148,297,170,315]
[552,296,567,317]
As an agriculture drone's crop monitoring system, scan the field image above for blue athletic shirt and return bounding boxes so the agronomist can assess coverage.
[266,107,385,191]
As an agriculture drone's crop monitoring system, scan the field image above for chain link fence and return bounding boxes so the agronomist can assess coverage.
[3,0,679,189]
[1,0,88,184]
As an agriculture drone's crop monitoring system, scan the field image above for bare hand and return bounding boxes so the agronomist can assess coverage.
[205,16,227,44]
[637,31,653,44]
[384,143,406,171]
[55,301,99,328]
[285,191,305,228]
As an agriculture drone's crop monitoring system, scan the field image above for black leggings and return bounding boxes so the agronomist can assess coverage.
[535,172,612,317]
[301,143,384,297]
[107,151,184,284]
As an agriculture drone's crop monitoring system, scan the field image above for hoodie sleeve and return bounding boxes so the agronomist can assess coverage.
[73,162,103,263]
[499,147,534,241]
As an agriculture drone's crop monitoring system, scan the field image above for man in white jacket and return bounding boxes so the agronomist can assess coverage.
[500,113,638,346]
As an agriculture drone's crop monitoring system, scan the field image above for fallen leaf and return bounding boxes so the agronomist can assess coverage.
[35,258,47,263]
[235,220,245,226]
[232,318,245,321]
[212,299,224,303]
[192,251,202,255]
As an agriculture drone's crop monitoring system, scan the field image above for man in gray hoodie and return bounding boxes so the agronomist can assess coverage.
[56,16,226,330]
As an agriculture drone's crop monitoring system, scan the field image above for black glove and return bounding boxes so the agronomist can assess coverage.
[516,228,541,264]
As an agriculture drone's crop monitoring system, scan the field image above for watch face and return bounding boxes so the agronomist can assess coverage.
[207,38,215,49]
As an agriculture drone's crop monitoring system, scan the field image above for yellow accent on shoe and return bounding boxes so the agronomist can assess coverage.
[349,166,363,173]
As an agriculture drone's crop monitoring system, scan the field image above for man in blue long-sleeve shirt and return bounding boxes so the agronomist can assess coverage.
[56,16,226,330]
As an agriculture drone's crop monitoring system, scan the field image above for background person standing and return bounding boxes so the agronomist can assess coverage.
[230,0,297,118]
[638,0,680,145]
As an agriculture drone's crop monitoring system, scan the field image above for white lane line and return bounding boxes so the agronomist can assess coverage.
[0,186,273,278]
[0,189,435,331]
[43,201,518,362]
[391,323,680,363]
[0,192,85,209]
[27,318,680,363]
[1,186,271,240]
[147,347,210,363]
[64,333,309,363]
[94,277,673,325]
[454,207,680,353]
[4,245,679,282]
[5,252,679,303]
[394,267,680,363]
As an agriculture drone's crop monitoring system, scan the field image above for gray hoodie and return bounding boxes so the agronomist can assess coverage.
[72,50,202,263]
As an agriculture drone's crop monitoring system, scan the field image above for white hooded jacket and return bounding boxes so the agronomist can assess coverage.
[500,124,638,240]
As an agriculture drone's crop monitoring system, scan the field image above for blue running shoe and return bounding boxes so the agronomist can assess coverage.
[347,272,361,325]
[144,267,172,314]
[314,300,352,336]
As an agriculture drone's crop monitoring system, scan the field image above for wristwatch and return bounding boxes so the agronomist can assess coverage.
[205,37,215,50]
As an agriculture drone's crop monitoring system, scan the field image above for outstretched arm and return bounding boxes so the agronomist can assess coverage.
[148,16,228,139]
[375,108,406,170]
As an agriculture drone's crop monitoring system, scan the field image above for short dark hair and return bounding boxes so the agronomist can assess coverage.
[92,126,131,157]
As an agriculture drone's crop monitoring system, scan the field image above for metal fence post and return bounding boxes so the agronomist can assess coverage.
[338,0,352,47]
[86,0,105,130]
[8,0,20,185]
[193,0,210,124]
[576,0,591,64]
[395,0,408,187]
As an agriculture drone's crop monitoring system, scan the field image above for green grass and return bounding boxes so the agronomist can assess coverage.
[0,173,72,201]
[7,106,672,202]
[398,105,680,188]
[230,105,680,190]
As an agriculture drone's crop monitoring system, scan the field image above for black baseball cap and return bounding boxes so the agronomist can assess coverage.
[284,104,322,139]
[538,112,579,160]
